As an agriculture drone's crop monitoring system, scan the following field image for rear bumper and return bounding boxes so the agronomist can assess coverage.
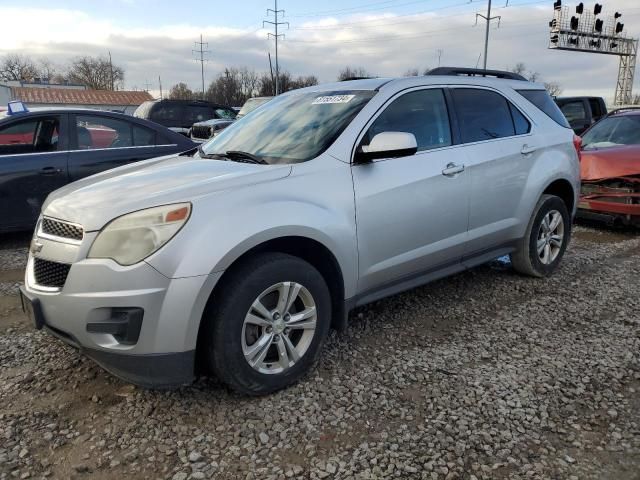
[579,180,640,224]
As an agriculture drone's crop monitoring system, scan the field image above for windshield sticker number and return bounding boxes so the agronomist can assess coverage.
[312,95,355,105]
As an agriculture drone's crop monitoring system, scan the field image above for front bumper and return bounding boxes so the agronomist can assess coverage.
[23,225,221,388]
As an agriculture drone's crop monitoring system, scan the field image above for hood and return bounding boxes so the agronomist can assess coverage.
[44,154,291,231]
[581,145,640,181]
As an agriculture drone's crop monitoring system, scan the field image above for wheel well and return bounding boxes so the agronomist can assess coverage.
[543,179,575,214]
[198,235,345,339]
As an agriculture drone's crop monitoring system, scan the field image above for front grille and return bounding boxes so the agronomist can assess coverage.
[191,125,212,140]
[33,258,71,289]
[41,218,83,241]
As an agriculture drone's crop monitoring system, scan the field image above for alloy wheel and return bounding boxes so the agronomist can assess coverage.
[241,282,317,374]
[537,209,564,265]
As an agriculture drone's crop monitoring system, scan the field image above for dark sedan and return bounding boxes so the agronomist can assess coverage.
[0,108,194,232]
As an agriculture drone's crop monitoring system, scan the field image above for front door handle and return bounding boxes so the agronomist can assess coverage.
[442,162,465,176]
[521,144,538,155]
[39,167,62,175]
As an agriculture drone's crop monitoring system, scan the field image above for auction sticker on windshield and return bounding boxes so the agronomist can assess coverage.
[312,95,355,105]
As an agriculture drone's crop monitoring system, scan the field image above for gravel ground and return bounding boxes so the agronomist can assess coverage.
[0,225,638,480]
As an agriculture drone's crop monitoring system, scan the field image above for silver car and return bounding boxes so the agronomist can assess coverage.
[20,69,580,395]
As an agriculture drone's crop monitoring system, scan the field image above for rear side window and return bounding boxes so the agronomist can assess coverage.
[451,89,515,143]
[0,117,60,154]
[133,125,156,146]
[363,88,452,152]
[151,104,183,124]
[517,90,570,128]
[560,101,587,125]
[588,98,605,119]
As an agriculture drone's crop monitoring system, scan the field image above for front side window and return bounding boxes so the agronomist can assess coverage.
[361,88,452,153]
[76,115,143,149]
[185,106,213,124]
[0,117,60,155]
[202,90,375,164]
[582,115,640,150]
[451,89,515,143]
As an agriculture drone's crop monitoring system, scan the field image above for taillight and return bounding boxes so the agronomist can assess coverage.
[573,135,582,162]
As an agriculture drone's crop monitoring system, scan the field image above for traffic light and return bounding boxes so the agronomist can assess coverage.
[550,34,559,43]
[614,12,622,19]
[611,42,618,49]
[594,18,603,32]
[569,37,578,45]
[594,3,602,15]
[570,16,579,30]
[576,3,583,14]
[549,19,557,28]
[589,39,601,48]
[553,0,561,11]
[615,22,624,34]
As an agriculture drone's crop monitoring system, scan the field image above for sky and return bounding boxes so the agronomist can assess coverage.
[1,0,639,103]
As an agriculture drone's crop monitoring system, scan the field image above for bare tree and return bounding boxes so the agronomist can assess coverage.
[544,82,563,97]
[337,66,371,81]
[256,71,318,97]
[0,54,38,81]
[168,82,194,100]
[67,56,124,90]
[404,68,420,77]
[631,94,640,105]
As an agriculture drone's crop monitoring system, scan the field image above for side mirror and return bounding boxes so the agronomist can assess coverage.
[355,131,418,163]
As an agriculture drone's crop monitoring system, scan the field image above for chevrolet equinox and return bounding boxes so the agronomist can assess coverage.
[20,68,580,395]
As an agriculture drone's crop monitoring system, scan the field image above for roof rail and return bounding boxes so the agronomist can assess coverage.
[427,67,527,81]
[340,76,375,81]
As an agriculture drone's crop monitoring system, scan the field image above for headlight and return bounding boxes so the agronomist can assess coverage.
[88,203,191,266]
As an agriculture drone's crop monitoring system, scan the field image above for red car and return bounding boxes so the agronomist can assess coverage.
[578,108,640,227]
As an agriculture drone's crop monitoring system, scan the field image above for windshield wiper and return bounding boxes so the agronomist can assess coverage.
[225,150,269,165]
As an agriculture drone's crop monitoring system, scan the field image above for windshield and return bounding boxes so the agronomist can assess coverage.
[582,115,640,150]
[237,97,272,118]
[201,90,375,164]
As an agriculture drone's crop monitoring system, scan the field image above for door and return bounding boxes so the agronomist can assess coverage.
[448,87,534,257]
[67,113,165,181]
[352,88,470,294]
[0,114,68,231]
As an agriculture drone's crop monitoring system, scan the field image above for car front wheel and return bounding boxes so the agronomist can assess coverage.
[511,194,571,277]
[203,252,331,395]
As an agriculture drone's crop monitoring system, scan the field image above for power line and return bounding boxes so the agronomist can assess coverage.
[192,34,210,97]
[263,0,289,95]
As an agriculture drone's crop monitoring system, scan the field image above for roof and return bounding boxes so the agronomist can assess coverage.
[11,87,153,106]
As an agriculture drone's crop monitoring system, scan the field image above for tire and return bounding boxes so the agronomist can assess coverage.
[203,252,331,395]
[511,194,571,277]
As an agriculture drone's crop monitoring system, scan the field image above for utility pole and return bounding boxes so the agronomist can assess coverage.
[108,51,114,90]
[193,34,210,97]
[264,0,289,95]
[268,52,275,95]
[158,76,163,99]
[475,0,501,70]
[437,49,443,67]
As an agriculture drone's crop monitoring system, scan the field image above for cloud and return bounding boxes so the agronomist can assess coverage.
[1,2,639,102]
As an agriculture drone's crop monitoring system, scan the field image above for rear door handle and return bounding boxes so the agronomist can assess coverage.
[521,144,538,155]
[442,163,465,176]
[39,167,62,175]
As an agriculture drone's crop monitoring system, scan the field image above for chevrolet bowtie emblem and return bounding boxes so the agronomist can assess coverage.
[30,240,43,255]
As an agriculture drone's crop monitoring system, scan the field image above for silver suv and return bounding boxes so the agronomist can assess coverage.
[20,68,580,395]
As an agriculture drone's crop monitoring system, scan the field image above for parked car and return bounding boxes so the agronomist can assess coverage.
[0,107,194,232]
[555,96,607,135]
[578,107,640,227]
[20,68,579,395]
[190,97,273,143]
[190,119,234,143]
[134,99,237,136]
[236,96,273,120]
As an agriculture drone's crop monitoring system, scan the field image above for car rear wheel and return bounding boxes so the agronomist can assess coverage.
[511,194,571,277]
[203,252,331,395]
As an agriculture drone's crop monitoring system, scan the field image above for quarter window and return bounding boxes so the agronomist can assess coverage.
[509,104,531,135]
[363,89,452,153]
[0,117,60,155]
[451,89,515,143]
